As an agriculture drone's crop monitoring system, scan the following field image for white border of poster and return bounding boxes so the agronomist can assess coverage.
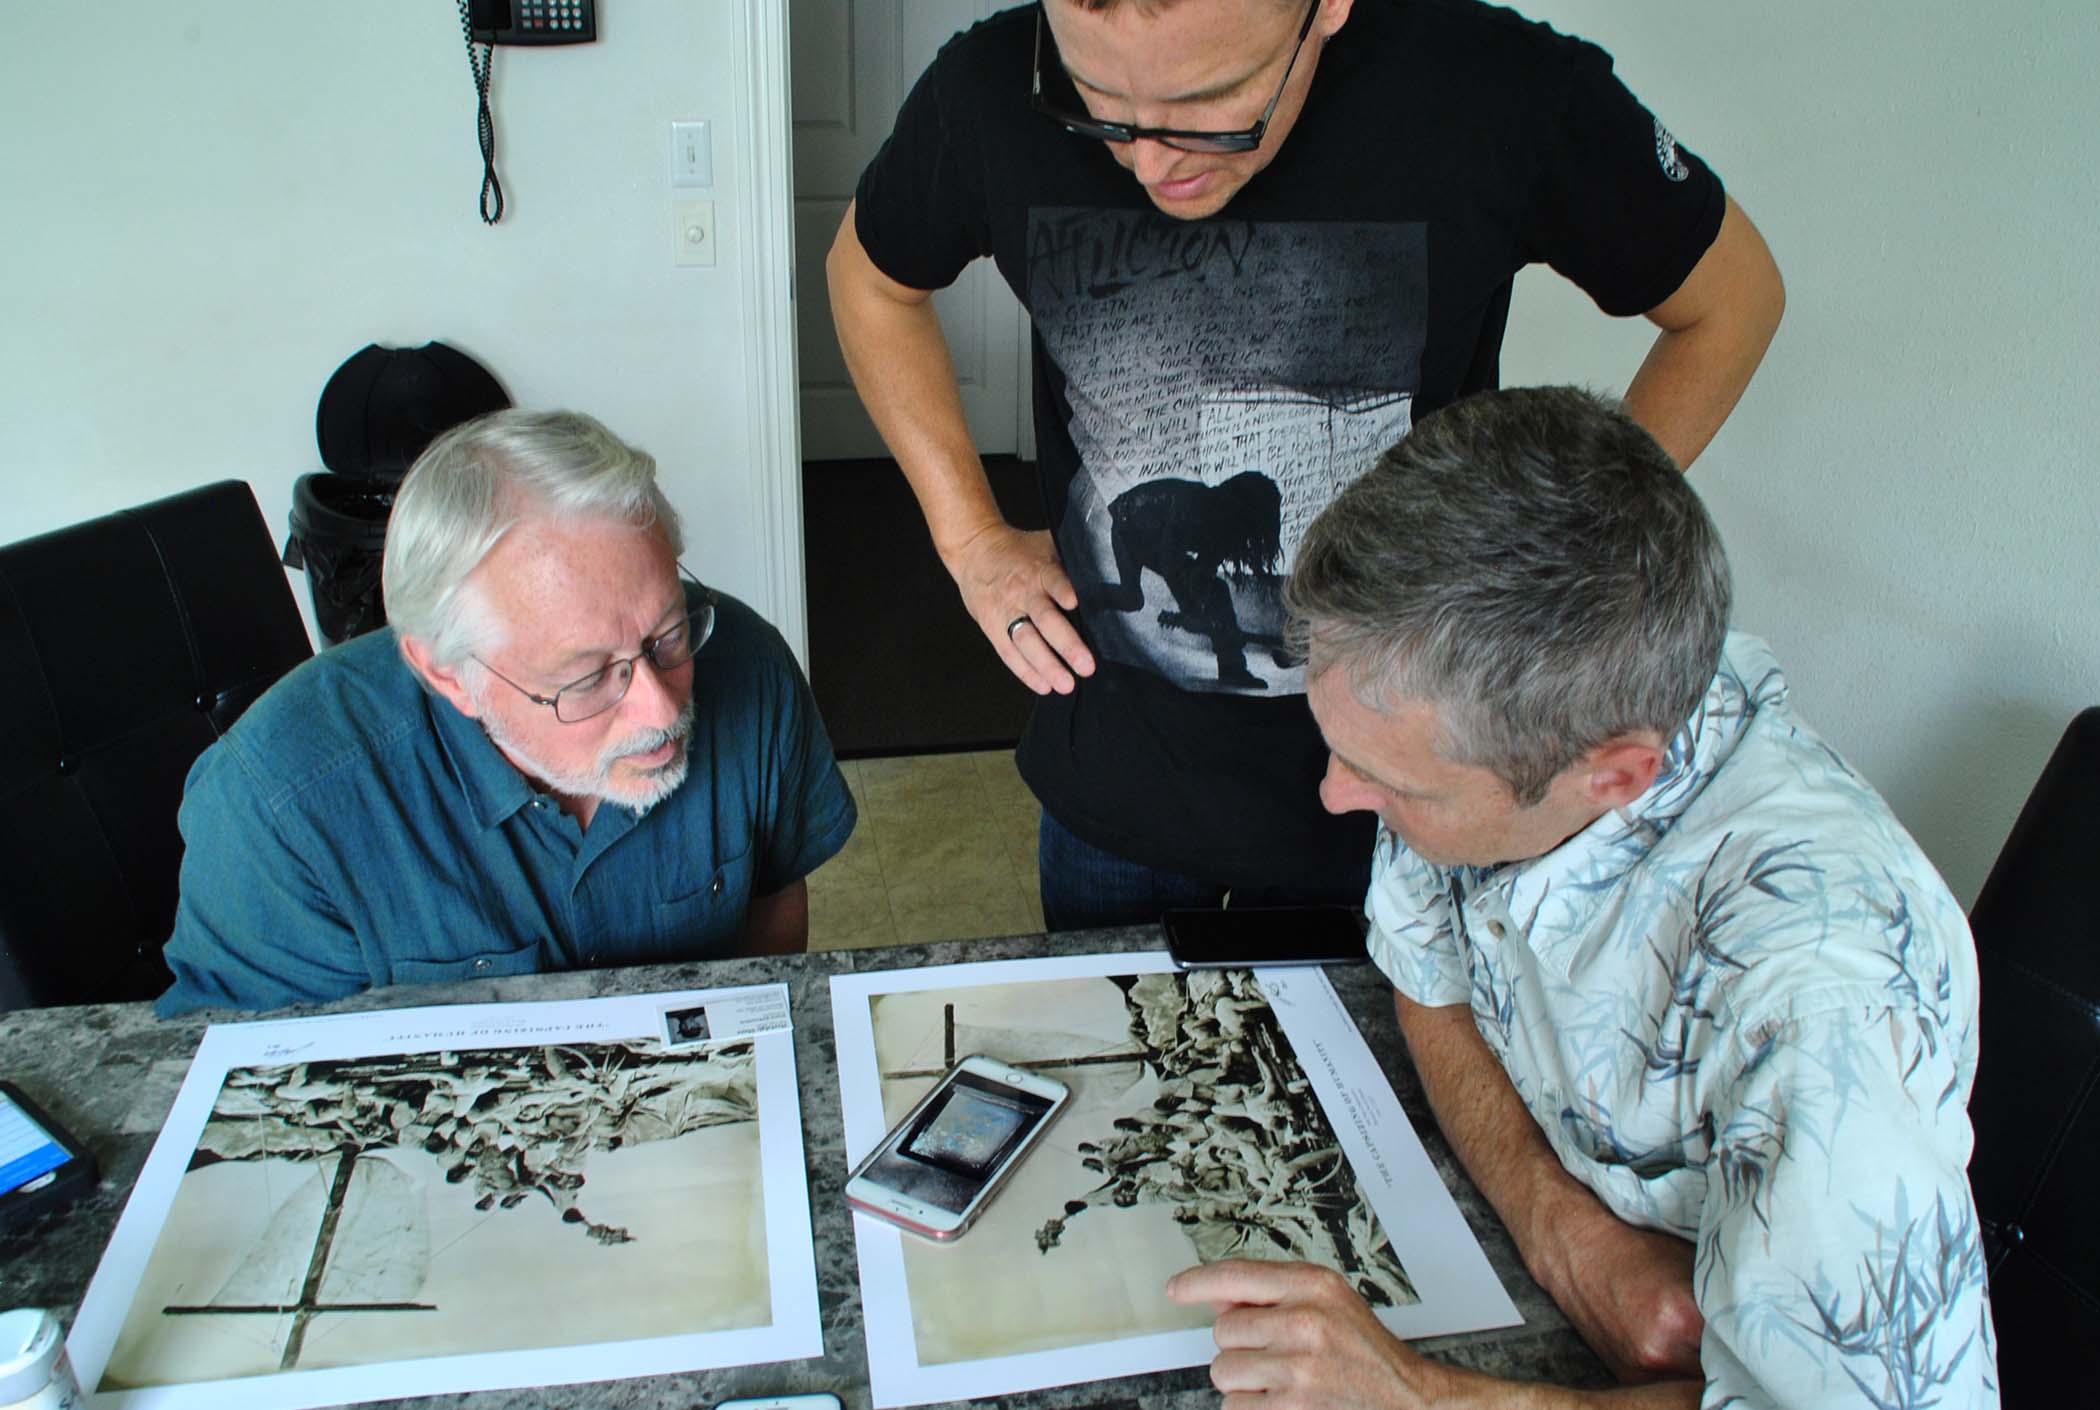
[66,986,820,1410]
[831,952,1520,1408]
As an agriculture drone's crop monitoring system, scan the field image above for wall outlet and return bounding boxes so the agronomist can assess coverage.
[672,199,716,267]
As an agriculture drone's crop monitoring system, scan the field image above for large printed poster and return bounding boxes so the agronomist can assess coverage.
[831,952,1519,1408]
[65,987,819,1409]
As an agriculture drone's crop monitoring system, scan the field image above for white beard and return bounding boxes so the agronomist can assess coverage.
[478,698,697,817]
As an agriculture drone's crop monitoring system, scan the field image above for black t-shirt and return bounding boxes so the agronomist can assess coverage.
[854,0,1726,893]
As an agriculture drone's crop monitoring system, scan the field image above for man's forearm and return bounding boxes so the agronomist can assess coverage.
[1493,1376,1701,1409]
[825,204,1004,565]
[739,879,809,957]
[1395,993,1704,1384]
[1395,994,1603,1287]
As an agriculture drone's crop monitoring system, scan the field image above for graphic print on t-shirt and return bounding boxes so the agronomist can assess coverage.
[1028,210,1426,697]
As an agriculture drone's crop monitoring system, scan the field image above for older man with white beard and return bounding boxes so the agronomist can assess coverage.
[156,410,855,1015]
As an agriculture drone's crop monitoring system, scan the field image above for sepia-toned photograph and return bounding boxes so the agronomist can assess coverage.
[101,1038,768,1389]
[867,968,1415,1367]
[662,1004,715,1048]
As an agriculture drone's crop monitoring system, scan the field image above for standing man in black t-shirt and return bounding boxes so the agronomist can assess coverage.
[827,0,1783,931]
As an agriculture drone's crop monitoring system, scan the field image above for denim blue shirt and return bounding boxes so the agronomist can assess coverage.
[156,590,855,1015]
[1367,635,1996,1408]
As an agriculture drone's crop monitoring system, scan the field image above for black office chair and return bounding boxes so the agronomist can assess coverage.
[0,482,313,1011]
[1966,707,2100,1401]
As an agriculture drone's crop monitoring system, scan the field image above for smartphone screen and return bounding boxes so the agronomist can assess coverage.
[845,1057,1066,1238]
[0,1088,71,1197]
[858,1071,1053,1215]
[1162,904,1369,969]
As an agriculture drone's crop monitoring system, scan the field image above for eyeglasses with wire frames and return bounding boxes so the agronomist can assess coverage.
[472,571,717,724]
[1028,0,1321,155]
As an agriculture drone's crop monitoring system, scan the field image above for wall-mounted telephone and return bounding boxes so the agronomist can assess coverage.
[454,1,598,224]
[468,0,596,46]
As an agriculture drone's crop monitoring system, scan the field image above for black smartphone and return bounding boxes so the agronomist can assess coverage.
[1162,904,1369,969]
[0,1080,98,1229]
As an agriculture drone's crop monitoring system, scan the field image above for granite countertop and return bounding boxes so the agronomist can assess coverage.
[0,930,1607,1408]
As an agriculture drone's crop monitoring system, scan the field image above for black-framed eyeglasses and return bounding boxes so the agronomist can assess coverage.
[1029,0,1320,154]
[473,569,717,724]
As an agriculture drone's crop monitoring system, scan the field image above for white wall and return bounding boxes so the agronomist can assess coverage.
[6,2,2096,906]
[1501,0,2100,903]
[0,1,801,654]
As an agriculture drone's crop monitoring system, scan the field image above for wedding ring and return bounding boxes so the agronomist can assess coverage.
[1005,614,1032,640]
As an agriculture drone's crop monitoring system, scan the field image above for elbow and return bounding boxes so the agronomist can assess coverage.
[1752,254,1786,355]
[823,216,856,303]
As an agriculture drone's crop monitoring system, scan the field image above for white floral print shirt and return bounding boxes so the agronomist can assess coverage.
[1367,634,1998,1408]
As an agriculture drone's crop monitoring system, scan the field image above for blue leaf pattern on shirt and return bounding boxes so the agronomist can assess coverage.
[1797,1189,1987,1409]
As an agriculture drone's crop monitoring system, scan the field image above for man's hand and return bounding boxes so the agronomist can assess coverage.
[1168,1258,1704,1409]
[827,206,1100,695]
[944,521,1096,695]
[1529,1200,1703,1383]
[1166,1260,1464,1410]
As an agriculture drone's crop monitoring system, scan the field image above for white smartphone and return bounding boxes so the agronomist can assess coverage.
[844,1053,1069,1241]
[713,1397,843,1410]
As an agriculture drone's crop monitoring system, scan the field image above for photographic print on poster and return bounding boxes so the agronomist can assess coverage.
[869,969,1414,1367]
[662,1004,715,1048]
[100,1039,768,1389]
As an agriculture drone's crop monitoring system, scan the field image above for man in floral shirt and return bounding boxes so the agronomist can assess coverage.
[1168,387,1997,1408]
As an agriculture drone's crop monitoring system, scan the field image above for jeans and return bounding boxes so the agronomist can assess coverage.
[1036,809,1362,932]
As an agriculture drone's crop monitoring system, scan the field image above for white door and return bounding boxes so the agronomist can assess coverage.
[792,0,1032,461]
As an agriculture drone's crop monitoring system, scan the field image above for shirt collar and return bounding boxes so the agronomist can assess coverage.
[427,684,544,830]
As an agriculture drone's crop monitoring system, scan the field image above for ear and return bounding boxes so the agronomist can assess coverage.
[1318,0,1356,39]
[399,634,483,720]
[1577,734,1667,811]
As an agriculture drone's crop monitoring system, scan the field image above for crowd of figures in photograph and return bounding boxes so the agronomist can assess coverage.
[198,1040,759,1246]
[1036,971,1414,1306]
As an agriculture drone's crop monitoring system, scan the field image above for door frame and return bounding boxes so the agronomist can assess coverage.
[737,0,809,665]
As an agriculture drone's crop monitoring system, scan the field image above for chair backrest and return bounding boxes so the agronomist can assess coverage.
[1966,706,2100,1400]
[0,482,313,1011]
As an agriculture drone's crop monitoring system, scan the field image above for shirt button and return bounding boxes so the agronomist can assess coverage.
[1486,920,1507,939]
[472,958,492,972]
[710,877,723,897]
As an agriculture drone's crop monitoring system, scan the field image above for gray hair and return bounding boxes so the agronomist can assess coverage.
[1285,386,1732,805]
[380,409,683,667]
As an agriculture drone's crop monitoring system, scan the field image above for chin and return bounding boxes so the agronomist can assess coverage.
[1391,832,1470,869]
[607,749,690,817]
[1144,185,1241,221]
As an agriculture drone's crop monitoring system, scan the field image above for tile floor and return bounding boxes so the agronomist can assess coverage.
[805,750,1045,952]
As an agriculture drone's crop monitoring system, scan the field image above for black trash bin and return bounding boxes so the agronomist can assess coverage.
[284,342,509,647]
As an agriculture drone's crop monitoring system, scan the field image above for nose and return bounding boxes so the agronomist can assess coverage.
[1318,754,1375,817]
[618,653,686,732]
[1129,136,1185,186]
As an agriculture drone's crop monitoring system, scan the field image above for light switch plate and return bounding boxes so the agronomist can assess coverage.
[670,120,712,187]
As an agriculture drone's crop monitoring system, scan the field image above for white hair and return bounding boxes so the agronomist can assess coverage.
[380,409,684,667]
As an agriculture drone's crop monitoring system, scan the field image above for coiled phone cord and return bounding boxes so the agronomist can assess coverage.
[455,0,506,225]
